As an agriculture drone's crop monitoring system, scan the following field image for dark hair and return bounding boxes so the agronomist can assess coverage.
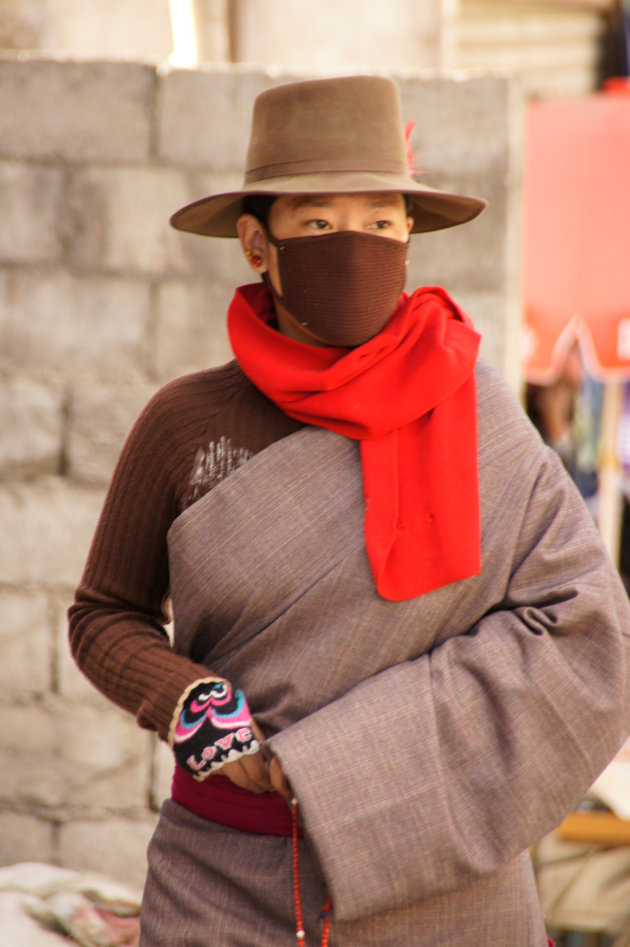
[242,193,414,225]
[241,194,277,225]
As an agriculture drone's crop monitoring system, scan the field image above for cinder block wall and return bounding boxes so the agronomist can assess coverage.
[0,54,523,888]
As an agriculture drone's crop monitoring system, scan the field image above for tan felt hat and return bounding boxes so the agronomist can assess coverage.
[170,74,487,238]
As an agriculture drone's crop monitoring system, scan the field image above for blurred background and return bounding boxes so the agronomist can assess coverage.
[1,2,629,944]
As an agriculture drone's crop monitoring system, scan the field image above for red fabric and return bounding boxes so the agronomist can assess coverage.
[228,283,481,600]
[172,767,298,836]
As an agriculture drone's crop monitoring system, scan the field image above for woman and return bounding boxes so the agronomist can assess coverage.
[69,75,630,946]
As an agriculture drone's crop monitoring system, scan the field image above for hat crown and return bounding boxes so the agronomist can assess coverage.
[245,76,409,184]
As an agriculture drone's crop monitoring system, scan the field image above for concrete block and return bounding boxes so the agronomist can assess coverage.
[61,704,150,813]
[0,161,64,263]
[0,696,149,811]
[0,377,63,479]
[58,816,156,890]
[399,75,516,179]
[0,591,51,694]
[408,199,499,295]
[0,57,155,163]
[0,270,150,379]
[153,278,234,380]
[166,182,247,274]
[65,166,197,275]
[0,813,55,868]
[0,479,104,587]
[67,379,158,485]
[157,67,274,169]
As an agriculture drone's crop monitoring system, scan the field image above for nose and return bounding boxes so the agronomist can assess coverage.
[337,211,363,232]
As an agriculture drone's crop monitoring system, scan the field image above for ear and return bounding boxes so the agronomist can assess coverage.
[236,214,269,274]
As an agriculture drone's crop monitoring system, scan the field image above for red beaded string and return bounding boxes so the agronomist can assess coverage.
[291,796,305,944]
[320,895,332,946]
[291,797,332,947]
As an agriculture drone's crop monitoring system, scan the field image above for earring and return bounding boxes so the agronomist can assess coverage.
[245,249,263,267]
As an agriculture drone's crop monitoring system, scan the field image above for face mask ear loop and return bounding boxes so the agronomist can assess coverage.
[260,222,288,305]
[261,221,282,249]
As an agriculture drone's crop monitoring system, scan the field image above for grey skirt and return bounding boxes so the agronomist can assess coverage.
[139,799,549,946]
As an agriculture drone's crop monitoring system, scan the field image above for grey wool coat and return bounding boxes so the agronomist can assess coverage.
[140,360,630,947]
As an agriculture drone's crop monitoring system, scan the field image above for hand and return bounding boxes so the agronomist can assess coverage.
[218,719,291,797]
[216,746,273,793]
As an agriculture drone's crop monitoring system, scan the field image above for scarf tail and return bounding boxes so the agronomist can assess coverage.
[363,374,481,601]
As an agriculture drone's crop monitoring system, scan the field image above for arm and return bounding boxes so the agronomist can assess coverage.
[68,384,212,739]
[68,380,277,791]
[269,443,630,921]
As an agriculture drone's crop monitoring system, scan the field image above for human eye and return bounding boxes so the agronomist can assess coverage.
[305,218,331,232]
[370,219,392,231]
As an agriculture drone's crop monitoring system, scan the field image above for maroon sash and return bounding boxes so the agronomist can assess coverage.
[172,767,300,837]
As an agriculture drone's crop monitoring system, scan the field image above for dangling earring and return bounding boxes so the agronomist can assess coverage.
[245,249,263,267]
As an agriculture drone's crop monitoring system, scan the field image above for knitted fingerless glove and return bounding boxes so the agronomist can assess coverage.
[168,678,259,781]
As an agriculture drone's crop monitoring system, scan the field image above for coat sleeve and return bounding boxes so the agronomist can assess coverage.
[269,376,630,923]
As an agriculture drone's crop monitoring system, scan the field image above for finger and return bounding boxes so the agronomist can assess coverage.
[240,750,274,792]
[219,755,269,793]
[268,757,291,797]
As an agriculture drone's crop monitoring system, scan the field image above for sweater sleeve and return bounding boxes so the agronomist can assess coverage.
[68,381,225,741]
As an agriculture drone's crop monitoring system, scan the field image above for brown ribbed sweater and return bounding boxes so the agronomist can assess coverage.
[68,360,304,742]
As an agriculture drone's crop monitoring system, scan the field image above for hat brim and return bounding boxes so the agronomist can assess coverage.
[170,172,487,238]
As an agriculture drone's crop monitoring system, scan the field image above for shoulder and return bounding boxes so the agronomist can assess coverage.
[475,357,520,413]
[112,361,247,482]
[139,360,245,425]
[92,361,252,528]
[475,358,544,468]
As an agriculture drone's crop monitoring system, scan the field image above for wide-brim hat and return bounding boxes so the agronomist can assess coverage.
[170,75,487,238]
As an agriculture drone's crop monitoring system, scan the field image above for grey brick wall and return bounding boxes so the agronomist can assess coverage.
[0,53,524,888]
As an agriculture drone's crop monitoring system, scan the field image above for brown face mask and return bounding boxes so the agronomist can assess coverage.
[265,229,409,347]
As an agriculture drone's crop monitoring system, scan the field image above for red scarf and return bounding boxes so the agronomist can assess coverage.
[228,283,481,601]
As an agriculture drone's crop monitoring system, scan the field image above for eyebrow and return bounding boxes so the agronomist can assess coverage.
[367,197,403,209]
[287,196,334,210]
